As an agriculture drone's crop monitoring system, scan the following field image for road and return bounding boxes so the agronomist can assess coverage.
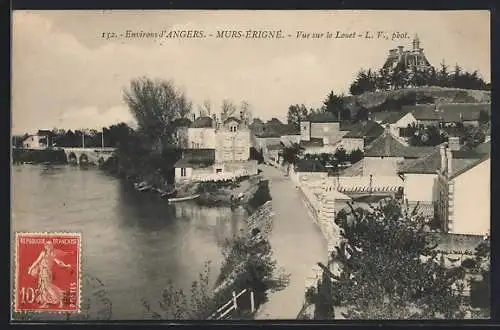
[255,165,328,319]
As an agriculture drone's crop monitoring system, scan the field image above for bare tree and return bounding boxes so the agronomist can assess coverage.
[239,101,253,126]
[198,99,212,117]
[220,99,237,122]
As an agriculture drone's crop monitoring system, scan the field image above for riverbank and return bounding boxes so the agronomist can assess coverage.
[12,148,67,165]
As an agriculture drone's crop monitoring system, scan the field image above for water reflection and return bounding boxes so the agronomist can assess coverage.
[11,165,247,320]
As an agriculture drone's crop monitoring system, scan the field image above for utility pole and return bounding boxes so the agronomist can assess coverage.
[101,128,104,150]
[81,130,85,148]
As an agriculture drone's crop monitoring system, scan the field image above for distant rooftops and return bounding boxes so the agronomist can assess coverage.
[191,116,214,128]
[373,103,490,125]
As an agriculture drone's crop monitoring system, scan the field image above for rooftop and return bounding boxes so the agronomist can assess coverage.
[364,132,434,158]
[300,137,324,148]
[174,148,215,168]
[402,103,491,122]
[398,146,486,175]
[224,116,241,124]
[343,121,384,139]
[191,116,214,128]
[380,111,410,124]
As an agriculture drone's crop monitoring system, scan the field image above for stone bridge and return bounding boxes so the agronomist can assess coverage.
[61,147,116,165]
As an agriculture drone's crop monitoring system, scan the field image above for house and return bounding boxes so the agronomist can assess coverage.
[397,145,485,219]
[215,117,252,163]
[289,158,329,186]
[174,149,216,183]
[436,146,490,236]
[363,128,434,176]
[174,114,257,183]
[252,120,300,152]
[299,112,344,154]
[187,115,217,149]
[384,103,491,139]
[338,120,384,152]
[21,130,52,149]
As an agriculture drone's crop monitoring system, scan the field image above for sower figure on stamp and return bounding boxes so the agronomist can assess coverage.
[27,240,71,308]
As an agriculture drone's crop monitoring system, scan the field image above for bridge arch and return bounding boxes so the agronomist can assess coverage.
[79,153,89,165]
[67,152,78,164]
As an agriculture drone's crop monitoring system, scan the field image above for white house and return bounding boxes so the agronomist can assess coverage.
[398,144,488,221]
[22,131,52,150]
[174,115,257,183]
[436,149,490,236]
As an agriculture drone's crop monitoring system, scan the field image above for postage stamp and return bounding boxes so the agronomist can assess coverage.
[14,232,81,313]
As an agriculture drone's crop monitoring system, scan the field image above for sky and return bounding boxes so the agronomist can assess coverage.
[12,10,490,135]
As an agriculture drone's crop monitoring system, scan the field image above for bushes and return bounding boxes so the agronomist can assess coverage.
[12,148,67,164]
[246,180,272,215]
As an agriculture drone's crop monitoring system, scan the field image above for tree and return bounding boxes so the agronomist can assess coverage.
[349,149,364,164]
[199,99,212,117]
[330,199,468,319]
[323,92,342,119]
[334,148,348,164]
[239,101,252,126]
[281,143,302,166]
[123,77,192,151]
[438,60,450,87]
[221,99,237,122]
[287,104,308,129]
[478,110,490,125]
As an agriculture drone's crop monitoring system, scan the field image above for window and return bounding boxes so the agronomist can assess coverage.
[180,168,187,177]
[216,168,223,174]
[230,125,237,132]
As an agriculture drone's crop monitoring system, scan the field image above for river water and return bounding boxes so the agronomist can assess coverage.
[11,164,247,320]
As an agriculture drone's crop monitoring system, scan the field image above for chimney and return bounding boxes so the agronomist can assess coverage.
[439,144,447,173]
[446,148,453,177]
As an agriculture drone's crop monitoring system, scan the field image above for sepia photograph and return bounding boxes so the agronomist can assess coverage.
[11,10,491,321]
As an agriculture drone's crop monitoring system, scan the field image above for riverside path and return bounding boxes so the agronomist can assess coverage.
[255,165,328,319]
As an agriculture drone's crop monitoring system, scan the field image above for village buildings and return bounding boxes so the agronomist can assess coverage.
[20,130,53,149]
[383,103,491,139]
[174,114,257,183]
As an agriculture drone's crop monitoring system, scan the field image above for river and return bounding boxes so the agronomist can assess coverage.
[11,164,247,320]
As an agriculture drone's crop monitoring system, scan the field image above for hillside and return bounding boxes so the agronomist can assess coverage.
[343,87,491,116]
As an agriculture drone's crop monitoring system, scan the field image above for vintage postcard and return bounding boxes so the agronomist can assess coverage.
[11,10,491,321]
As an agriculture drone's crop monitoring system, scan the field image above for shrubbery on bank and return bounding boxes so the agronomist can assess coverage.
[12,148,68,165]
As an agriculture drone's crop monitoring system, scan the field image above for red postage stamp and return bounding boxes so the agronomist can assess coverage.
[14,232,81,313]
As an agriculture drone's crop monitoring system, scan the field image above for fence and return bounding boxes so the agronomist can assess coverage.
[326,175,403,193]
[192,169,254,182]
[208,289,255,320]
